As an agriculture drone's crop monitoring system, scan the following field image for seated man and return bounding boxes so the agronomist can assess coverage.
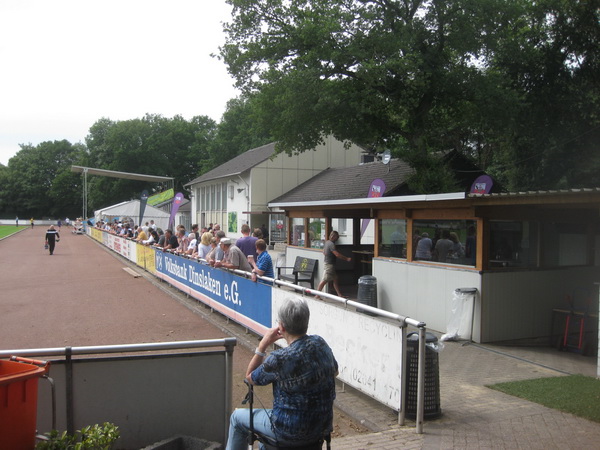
[226,297,338,449]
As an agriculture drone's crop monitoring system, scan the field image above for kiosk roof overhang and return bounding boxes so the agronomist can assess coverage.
[71,166,173,183]
[268,192,466,209]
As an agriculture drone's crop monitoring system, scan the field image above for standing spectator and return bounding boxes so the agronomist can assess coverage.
[412,229,421,259]
[45,225,60,256]
[434,230,453,262]
[30,217,34,229]
[215,238,252,272]
[209,230,227,263]
[196,232,213,259]
[465,225,477,266]
[204,237,219,263]
[155,229,166,247]
[316,231,351,297]
[185,232,198,255]
[448,232,465,261]
[163,229,179,251]
[236,224,258,260]
[260,223,269,243]
[415,232,433,260]
[143,229,159,245]
[226,297,337,449]
[249,239,274,285]
[149,220,157,231]
[136,226,148,242]
[15,216,18,227]
[175,228,189,254]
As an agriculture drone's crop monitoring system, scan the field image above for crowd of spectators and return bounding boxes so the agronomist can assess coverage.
[94,220,274,283]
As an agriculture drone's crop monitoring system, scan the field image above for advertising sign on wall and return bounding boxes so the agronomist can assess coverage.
[154,251,272,335]
[102,233,136,262]
[136,244,156,274]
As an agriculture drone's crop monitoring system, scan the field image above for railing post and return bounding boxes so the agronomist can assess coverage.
[416,326,426,434]
[398,325,407,426]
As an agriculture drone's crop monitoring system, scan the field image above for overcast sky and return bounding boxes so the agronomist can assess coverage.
[0,0,239,165]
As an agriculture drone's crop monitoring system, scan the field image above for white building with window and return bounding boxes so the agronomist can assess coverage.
[184,137,364,241]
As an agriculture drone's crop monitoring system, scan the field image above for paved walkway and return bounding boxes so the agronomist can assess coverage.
[331,339,599,449]
[2,226,599,449]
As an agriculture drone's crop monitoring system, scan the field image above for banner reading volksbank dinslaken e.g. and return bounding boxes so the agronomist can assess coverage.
[154,251,272,335]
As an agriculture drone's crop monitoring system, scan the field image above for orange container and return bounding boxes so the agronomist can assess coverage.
[0,358,50,450]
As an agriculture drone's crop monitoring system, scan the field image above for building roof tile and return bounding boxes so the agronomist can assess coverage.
[185,142,276,186]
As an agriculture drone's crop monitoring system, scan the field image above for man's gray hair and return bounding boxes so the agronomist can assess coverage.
[278,297,310,336]
[216,230,226,239]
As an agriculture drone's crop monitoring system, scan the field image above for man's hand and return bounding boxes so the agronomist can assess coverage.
[261,326,284,349]
[246,325,283,381]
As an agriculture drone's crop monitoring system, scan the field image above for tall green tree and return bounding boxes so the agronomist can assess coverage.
[221,0,599,192]
[207,95,273,171]
[487,0,600,190]
[85,114,217,210]
[3,140,86,218]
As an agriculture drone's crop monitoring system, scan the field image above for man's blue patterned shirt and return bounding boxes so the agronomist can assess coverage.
[251,334,338,443]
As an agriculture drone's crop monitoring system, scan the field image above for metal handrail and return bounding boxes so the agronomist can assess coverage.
[0,338,237,359]
[96,237,430,434]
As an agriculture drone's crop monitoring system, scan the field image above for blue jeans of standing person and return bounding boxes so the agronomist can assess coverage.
[226,408,298,450]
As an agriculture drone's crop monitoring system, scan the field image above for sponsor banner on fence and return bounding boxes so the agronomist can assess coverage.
[273,289,403,410]
[102,233,137,262]
[136,243,156,274]
[90,228,103,242]
[155,251,271,335]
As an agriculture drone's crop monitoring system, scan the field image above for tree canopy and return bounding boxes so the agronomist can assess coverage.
[84,114,217,211]
[220,0,600,191]
[2,0,598,219]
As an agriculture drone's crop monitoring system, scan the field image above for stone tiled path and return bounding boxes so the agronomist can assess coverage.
[331,340,599,449]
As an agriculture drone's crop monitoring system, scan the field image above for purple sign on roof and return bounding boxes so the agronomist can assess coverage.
[361,178,386,237]
[470,175,493,194]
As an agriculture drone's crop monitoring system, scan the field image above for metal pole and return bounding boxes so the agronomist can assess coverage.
[416,326,426,434]
[398,326,407,426]
[224,339,234,445]
[83,168,88,220]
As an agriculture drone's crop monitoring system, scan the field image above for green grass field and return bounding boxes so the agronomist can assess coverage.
[0,225,27,239]
[488,374,600,423]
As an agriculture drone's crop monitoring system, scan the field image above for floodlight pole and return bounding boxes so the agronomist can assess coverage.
[83,167,88,220]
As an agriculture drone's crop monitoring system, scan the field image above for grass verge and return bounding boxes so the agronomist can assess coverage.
[0,225,26,239]
[488,374,600,423]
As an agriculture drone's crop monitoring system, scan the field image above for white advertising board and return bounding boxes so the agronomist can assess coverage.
[272,289,403,410]
[102,233,137,263]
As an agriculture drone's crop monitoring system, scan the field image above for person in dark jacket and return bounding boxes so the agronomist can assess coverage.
[45,225,60,255]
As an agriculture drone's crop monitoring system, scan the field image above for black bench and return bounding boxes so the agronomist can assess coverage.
[277,256,319,289]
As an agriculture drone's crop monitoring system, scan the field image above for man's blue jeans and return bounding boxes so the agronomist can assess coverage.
[226,408,277,450]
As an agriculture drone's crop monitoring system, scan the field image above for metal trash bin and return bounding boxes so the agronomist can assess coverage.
[405,332,441,419]
[357,275,377,314]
